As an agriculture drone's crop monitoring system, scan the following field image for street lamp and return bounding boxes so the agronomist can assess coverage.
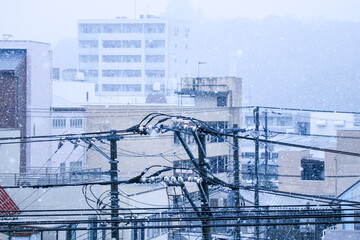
[197,61,207,78]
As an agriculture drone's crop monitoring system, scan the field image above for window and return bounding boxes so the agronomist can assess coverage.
[102,84,141,92]
[79,55,98,63]
[206,121,228,143]
[278,117,292,126]
[145,40,165,48]
[174,121,228,144]
[79,24,101,33]
[70,118,83,128]
[210,198,218,207]
[209,155,228,174]
[102,55,141,63]
[145,84,153,92]
[102,70,141,77]
[79,69,98,77]
[79,40,98,48]
[242,152,255,158]
[70,161,82,171]
[145,23,165,33]
[217,96,227,107]
[102,40,141,48]
[355,114,360,126]
[173,160,193,170]
[53,119,66,128]
[301,158,324,181]
[145,55,165,63]
[145,70,165,78]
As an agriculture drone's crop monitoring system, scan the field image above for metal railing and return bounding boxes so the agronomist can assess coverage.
[0,168,107,187]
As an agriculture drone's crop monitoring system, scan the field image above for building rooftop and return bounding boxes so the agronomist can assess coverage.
[0,40,50,45]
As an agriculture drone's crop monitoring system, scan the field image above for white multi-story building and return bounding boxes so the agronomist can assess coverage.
[78,15,191,104]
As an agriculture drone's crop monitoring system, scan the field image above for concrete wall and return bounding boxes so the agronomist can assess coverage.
[0,129,20,173]
[50,109,86,169]
[83,104,239,184]
[52,80,96,105]
[278,150,336,196]
[311,112,360,136]
[335,130,360,196]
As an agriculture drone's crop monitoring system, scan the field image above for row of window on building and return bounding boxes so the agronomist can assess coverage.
[53,118,83,128]
[173,155,228,175]
[95,83,165,92]
[80,55,166,63]
[79,40,166,49]
[244,116,293,127]
[79,23,168,34]
[78,69,166,78]
[242,152,279,159]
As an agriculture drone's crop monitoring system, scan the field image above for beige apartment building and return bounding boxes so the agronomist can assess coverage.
[278,130,360,197]
[278,150,336,196]
[84,77,242,180]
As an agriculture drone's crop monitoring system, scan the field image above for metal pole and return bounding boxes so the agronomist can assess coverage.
[254,107,260,240]
[233,124,241,240]
[109,130,120,240]
[89,217,97,240]
[264,109,269,180]
[198,134,212,240]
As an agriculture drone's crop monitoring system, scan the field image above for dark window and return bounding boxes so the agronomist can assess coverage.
[52,68,60,80]
[70,119,83,128]
[355,211,360,230]
[301,158,324,181]
[210,198,218,207]
[298,122,310,135]
[209,155,228,174]
[217,96,227,107]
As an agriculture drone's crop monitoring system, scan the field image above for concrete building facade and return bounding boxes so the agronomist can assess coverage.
[78,15,191,104]
[277,130,360,197]
[0,41,53,170]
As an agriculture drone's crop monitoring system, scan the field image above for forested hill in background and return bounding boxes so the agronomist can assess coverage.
[188,16,360,111]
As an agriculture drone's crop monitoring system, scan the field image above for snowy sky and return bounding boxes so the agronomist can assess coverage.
[1,0,360,45]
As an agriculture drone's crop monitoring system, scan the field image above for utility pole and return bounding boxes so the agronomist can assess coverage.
[264,109,269,180]
[197,61,207,78]
[254,107,260,240]
[109,130,121,240]
[175,131,212,240]
[233,124,241,240]
[198,134,212,240]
